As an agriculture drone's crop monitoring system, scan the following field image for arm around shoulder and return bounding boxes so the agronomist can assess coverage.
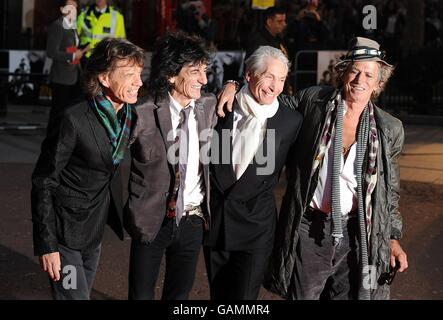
[277,90,305,112]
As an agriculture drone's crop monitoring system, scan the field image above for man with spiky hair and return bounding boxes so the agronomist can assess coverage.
[124,32,217,300]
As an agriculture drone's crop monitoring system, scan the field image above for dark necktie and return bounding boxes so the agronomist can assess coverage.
[166,107,191,225]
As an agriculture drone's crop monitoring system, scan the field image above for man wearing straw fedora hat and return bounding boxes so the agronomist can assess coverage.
[218,36,409,300]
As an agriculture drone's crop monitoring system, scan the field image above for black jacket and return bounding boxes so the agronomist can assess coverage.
[205,101,303,251]
[31,101,126,256]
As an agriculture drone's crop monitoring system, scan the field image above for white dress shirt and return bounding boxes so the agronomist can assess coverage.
[310,107,358,215]
[169,94,205,213]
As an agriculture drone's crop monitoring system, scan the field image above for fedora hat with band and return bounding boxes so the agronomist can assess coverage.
[335,36,393,68]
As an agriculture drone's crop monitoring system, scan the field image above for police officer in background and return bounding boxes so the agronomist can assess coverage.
[77,0,126,59]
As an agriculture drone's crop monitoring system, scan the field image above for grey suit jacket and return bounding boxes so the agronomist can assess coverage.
[124,93,217,244]
[46,17,80,85]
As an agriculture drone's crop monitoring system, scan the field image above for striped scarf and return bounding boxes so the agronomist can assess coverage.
[90,92,132,165]
[312,93,379,299]
[355,100,379,300]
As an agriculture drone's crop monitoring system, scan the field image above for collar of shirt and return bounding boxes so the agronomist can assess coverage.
[168,93,195,136]
[95,5,108,14]
[169,93,195,116]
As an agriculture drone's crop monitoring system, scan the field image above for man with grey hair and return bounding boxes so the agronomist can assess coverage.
[204,45,303,300]
[218,37,408,300]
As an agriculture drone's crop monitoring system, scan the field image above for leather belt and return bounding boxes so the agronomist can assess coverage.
[167,204,203,219]
[305,206,357,220]
[183,205,203,218]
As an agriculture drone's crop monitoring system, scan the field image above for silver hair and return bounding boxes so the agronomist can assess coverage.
[335,61,394,100]
[245,46,290,76]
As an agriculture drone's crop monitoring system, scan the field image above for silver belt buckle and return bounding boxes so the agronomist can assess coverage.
[184,205,203,217]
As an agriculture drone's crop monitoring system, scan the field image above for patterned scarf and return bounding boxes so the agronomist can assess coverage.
[312,93,379,299]
[363,100,379,244]
[89,92,132,165]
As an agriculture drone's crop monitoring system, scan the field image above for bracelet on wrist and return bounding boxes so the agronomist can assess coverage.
[224,80,239,90]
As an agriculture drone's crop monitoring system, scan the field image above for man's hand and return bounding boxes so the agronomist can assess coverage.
[390,239,408,272]
[73,49,84,61]
[216,82,237,117]
[39,252,61,281]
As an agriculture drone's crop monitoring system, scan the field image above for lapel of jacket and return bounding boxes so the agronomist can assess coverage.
[85,105,114,172]
[154,97,176,175]
[195,98,216,211]
[308,91,337,164]
[261,105,282,163]
[212,109,237,192]
[373,105,390,186]
[194,99,207,145]
[154,97,174,157]
[127,106,138,145]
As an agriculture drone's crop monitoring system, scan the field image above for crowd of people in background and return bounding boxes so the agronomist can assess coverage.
[42,0,443,71]
[13,0,442,113]
[209,0,443,63]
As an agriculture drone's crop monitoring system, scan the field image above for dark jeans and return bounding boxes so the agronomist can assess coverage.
[50,243,101,300]
[128,215,204,300]
[204,246,272,300]
[291,210,360,300]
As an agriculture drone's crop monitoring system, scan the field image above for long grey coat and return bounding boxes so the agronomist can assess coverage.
[264,86,404,300]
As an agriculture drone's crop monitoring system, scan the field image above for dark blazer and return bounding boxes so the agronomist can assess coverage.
[124,93,217,244]
[31,101,125,256]
[46,17,80,85]
[205,100,303,251]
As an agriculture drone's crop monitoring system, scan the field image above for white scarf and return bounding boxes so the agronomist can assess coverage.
[232,85,279,179]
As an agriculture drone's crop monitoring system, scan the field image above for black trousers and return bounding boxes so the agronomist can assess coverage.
[290,210,360,300]
[128,215,204,300]
[48,81,82,130]
[50,243,101,300]
[204,245,272,300]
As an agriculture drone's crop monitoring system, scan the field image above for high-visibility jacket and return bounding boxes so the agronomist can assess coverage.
[77,5,126,58]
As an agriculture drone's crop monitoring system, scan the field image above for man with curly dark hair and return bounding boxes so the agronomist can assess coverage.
[124,31,217,300]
